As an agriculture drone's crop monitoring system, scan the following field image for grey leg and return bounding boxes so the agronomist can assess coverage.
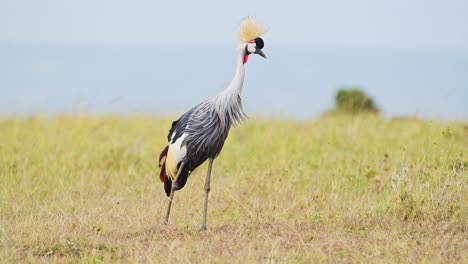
[201,159,214,230]
[164,162,185,225]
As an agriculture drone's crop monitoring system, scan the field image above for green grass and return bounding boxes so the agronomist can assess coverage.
[0,115,466,263]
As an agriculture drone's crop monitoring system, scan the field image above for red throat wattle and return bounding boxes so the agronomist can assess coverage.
[243,54,249,64]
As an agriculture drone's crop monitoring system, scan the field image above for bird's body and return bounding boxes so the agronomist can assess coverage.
[158,18,267,229]
[159,48,247,196]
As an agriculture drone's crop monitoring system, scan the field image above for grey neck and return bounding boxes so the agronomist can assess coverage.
[225,52,246,95]
[210,48,247,126]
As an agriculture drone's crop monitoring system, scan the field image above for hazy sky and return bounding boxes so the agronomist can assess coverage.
[1,0,468,50]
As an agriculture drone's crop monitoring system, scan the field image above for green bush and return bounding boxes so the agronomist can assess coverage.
[334,88,379,114]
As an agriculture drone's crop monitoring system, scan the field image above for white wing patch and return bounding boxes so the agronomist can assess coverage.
[170,129,177,141]
[170,133,187,165]
[165,132,187,179]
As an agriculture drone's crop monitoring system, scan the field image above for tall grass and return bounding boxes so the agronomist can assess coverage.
[0,115,466,262]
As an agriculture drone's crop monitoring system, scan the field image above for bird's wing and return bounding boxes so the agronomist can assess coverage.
[162,101,217,178]
[167,119,180,142]
[163,106,199,179]
[166,103,202,143]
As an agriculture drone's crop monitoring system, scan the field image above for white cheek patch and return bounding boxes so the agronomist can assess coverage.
[247,43,256,53]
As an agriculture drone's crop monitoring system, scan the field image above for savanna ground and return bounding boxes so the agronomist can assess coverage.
[0,115,466,263]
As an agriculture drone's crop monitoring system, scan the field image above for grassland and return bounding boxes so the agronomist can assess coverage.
[0,115,466,263]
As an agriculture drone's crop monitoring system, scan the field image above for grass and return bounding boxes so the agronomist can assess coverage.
[0,114,466,263]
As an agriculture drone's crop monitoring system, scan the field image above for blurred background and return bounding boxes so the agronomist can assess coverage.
[1,0,467,120]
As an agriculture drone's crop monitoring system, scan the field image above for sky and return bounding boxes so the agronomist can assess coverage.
[1,0,468,50]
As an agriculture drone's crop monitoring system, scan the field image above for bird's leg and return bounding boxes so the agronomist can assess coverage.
[164,162,185,225]
[201,159,214,230]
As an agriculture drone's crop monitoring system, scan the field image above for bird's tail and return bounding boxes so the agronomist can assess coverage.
[159,145,172,196]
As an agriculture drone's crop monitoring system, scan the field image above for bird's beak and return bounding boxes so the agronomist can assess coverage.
[255,49,267,59]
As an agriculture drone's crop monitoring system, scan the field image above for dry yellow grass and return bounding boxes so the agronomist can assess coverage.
[0,115,466,263]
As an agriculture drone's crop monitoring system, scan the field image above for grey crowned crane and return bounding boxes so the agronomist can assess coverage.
[158,19,267,230]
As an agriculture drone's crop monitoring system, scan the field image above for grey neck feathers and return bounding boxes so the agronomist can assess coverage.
[210,49,247,127]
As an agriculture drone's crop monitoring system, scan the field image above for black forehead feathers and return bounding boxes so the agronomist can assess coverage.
[254,37,264,49]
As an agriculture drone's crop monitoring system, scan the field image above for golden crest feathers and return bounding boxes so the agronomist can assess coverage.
[238,18,267,43]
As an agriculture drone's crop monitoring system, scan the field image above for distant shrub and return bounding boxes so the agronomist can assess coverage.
[333,88,379,114]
